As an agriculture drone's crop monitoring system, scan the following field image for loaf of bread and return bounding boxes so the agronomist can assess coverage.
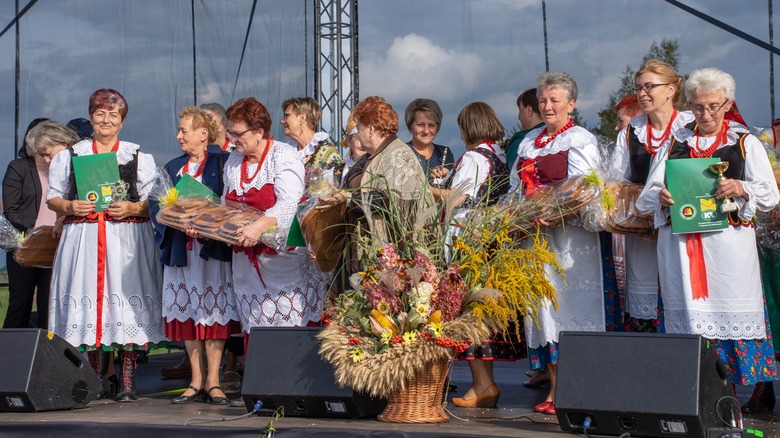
[14,226,60,268]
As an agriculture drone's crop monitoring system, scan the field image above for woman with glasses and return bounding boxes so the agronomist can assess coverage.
[612,60,693,333]
[223,98,322,334]
[509,72,606,416]
[637,68,779,411]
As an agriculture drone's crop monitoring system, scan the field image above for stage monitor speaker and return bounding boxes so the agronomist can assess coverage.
[241,326,386,418]
[0,328,101,412]
[556,332,736,438]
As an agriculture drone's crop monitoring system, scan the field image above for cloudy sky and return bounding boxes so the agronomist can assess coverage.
[0,0,777,170]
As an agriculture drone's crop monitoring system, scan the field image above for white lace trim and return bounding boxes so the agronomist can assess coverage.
[629,111,695,151]
[224,141,298,195]
[664,310,766,340]
[72,139,140,164]
[296,131,331,162]
[516,125,596,159]
[626,292,660,319]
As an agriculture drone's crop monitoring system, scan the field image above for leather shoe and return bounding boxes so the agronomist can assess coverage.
[741,381,776,415]
[534,401,552,412]
[544,402,556,415]
[523,370,550,388]
[207,386,228,405]
[451,383,500,408]
[171,385,203,404]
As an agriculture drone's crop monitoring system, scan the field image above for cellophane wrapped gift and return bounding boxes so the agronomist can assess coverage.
[0,215,25,251]
[757,212,780,253]
[150,167,283,248]
[297,169,345,272]
[14,226,60,268]
[602,182,657,240]
[506,174,604,234]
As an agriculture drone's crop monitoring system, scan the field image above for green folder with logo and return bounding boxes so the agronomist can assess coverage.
[665,158,729,234]
[71,152,122,212]
[174,174,218,202]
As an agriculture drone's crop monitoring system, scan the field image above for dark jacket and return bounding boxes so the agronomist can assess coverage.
[150,149,232,267]
[3,157,42,232]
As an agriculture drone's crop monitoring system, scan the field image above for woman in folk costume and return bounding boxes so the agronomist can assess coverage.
[223,98,321,333]
[47,88,164,402]
[509,72,606,416]
[612,59,694,332]
[430,102,513,408]
[150,107,238,405]
[636,68,779,411]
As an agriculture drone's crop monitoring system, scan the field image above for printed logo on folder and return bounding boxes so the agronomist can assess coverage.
[700,198,716,211]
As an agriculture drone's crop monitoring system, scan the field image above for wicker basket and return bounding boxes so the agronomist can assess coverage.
[377,359,451,423]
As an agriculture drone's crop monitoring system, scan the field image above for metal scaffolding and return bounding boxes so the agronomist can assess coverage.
[314,0,358,140]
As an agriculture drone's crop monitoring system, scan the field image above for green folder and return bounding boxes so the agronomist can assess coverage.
[71,153,121,212]
[174,174,218,202]
[286,215,306,247]
[665,158,729,234]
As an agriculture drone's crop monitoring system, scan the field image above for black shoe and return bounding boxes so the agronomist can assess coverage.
[228,397,246,408]
[116,351,138,403]
[171,386,204,404]
[742,381,776,415]
[207,386,228,405]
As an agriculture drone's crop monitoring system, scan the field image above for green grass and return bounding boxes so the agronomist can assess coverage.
[0,286,8,327]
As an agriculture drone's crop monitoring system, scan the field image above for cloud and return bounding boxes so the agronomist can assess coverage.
[361,33,483,102]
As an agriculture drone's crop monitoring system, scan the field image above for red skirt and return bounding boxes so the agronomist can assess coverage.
[165,319,241,341]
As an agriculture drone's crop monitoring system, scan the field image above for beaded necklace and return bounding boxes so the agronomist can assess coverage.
[644,109,678,155]
[535,118,574,149]
[182,154,207,178]
[690,122,728,158]
[240,136,273,189]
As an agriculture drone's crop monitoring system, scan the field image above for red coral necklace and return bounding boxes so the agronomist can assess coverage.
[644,109,677,155]
[240,136,273,189]
[92,139,119,154]
[690,122,728,158]
[535,118,574,149]
[182,154,207,178]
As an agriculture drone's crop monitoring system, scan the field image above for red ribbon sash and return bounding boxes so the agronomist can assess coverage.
[686,233,708,300]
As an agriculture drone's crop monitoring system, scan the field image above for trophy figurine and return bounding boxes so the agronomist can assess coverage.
[708,162,738,213]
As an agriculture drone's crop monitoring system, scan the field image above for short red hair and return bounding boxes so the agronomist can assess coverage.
[89,89,128,120]
[226,97,272,138]
[614,94,641,118]
[352,96,399,137]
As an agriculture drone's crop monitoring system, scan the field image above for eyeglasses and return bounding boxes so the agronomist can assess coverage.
[226,127,253,139]
[633,83,672,94]
[686,99,730,116]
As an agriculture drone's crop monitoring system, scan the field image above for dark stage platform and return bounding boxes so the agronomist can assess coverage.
[0,352,778,437]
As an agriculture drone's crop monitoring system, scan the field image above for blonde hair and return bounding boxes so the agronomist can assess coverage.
[179,106,218,143]
[635,59,684,104]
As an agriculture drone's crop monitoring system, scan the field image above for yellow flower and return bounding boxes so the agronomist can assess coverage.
[403,331,417,345]
[428,321,443,337]
[380,331,392,345]
[349,347,365,362]
[415,303,430,317]
[160,188,179,206]
[376,301,391,315]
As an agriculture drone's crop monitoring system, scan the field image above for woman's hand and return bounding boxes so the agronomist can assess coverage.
[52,216,65,239]
[715,178,746,201]
[659,188,675,208]
[185,225,200,238]
[236,217,274,247]
[430,166,449,179]
[107,201,140,220]
[69,200,96,217]
[316,190,348,210]
[534,217,561,228]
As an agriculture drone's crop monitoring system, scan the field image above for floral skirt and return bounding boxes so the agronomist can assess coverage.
[528,341,558,370]
[710,297,777,385]
[623,288,665,333]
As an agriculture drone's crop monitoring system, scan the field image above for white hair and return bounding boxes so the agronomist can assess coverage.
[537,71,578,102]
[684,68,736,101]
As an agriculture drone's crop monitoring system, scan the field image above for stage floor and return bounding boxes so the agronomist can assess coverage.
[1,352,779,437]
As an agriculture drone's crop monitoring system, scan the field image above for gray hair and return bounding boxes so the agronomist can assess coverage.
[404,98,443,131]
[684,68,736,101]
[25,120,80,157]
[536,71,578,102]
[200,102,228,127]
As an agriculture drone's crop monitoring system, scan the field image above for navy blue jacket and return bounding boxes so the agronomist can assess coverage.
[150,149,232,267]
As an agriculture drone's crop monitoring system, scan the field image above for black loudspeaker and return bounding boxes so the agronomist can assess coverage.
[556,332,736,438]
[0,328,101,412]
[241,327,386,418]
